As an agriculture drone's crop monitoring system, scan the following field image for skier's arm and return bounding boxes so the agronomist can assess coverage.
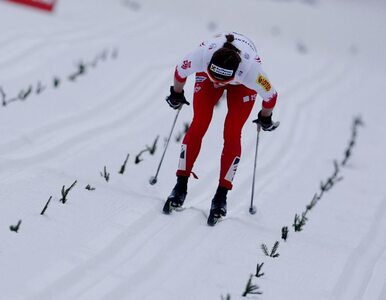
[243,61,277,111]
[166,45,205,110]
[173,71,186,93]
[244,60,279,131]
[172,44,206,93]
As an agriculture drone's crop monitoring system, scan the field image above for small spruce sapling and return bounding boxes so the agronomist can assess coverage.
[10,220,22,233]
[270,241,280,258]
[0,86,6,106]
[18,85,33,100]
[261,244,269,256]
[242,274,262,297]
[36,81,46,94]
[119,153,130,174]
[175,123,190,142]
[146,136,159,155]
[53,77,60,88]
[68,62,86,81]
[135,149,148,164]
[255,262,265,278]
[60,180,77,204]
[100,166,110,182]
[40,196,52,215]
[281,226,289,241]
[261,241,280,257]
[85,184,96,191]
[293,212,308,232]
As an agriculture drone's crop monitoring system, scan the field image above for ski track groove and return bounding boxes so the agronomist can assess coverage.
[0,71,170,176]
[0,69,153,155]
[0,15,165,72]
[31,208,206,300]
[331,197,386,300]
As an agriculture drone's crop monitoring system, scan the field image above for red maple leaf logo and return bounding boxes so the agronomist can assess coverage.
[181,60,192,70]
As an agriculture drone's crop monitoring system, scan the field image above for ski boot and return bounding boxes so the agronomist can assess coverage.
[163,176,188,214]
[207,186,228,226]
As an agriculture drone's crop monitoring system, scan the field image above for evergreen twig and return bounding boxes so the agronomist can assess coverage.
[281,226,289,241]
[242,274,262,297]
[18,85,33,100]
[60,180,77,203]
[270,241,280,258]
[135,149,148,164]
[10,220,22,233]
[0,86,6,106]
[255,262,265,278]
[261,243,269,256]
[100,166,110,182]
[119,153,130,174]
[293,212,308,232]
[146,135,159,155]
[85,184,96,191]
[40,196,52,215]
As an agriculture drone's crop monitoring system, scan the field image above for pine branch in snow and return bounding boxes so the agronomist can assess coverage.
[40,196,52,215]
[0,86,7,106]
[242,274,262,297]
[270,241,280,258]
[341,116,363,166]
[135,149,148,164]
[255,262,265,278]
[175,122,190,142]
[146,135,159,155]
[261,242,280,257]
[36,81,46,94]
[306,193,320,212]
[261,244,269,256]
[60,180,77,204]
[53,77,61,88]
[281,226,289,241]
[293,212,308,232]
[85,184,96,191]
[68,62,86,81]
[18,85,33,100]
[100,166,110,182]
[10,220,22,233]
[119,153,130,174]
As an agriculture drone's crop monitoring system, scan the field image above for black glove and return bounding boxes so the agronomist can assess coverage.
[166,86,190,110]
[253,110,278,131]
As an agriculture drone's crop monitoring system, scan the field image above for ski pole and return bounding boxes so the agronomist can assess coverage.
[149,108,181,185]
[249,124,261,214]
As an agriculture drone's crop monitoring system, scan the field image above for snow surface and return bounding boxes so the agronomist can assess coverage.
[1,0,386,299]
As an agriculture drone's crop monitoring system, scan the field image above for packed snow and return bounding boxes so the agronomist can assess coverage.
[1,0,386,299]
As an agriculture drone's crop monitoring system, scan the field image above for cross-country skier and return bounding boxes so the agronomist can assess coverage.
[163,32,278,225]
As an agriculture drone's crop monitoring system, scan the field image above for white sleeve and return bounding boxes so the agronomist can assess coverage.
[175,44,206,82]
[242,60,277,102]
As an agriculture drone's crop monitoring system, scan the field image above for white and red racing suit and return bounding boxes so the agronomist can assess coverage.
[174,32,278,189]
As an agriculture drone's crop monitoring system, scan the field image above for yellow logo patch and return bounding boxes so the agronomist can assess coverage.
[256,74,272,92]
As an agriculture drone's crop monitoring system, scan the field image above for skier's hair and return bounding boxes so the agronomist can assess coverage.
[222,34,241,54]
[210,34,241,72]
[207,33,242,81]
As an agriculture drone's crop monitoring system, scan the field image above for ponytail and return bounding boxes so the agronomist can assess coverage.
[223,34,241,54]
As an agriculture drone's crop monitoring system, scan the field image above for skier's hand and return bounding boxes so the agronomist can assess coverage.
[166,86,190,110]
[253,110,279,131]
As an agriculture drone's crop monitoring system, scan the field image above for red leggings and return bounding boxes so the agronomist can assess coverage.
[176,72,256,190]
